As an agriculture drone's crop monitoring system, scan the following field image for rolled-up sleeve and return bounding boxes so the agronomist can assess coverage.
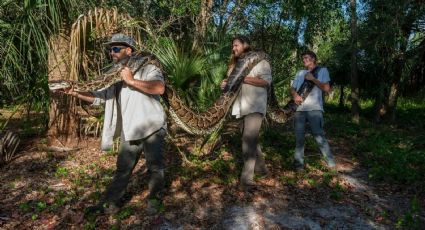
[136,64,164,83]
[291,71,305,91]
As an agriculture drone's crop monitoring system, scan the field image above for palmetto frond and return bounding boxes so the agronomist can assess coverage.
[0,0,85,103]
[68,7,141,82]
[153,39,227,110]
[154,39,206,88]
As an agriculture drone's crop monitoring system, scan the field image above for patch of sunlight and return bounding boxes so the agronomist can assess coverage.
[223,205,261,230]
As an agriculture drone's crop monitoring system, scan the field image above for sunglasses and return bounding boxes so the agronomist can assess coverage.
[110,46,126,53]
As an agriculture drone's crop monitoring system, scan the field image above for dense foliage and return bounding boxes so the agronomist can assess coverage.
[1,0,424,185]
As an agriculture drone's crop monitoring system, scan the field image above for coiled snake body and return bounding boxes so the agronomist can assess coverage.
[48,51,317,135]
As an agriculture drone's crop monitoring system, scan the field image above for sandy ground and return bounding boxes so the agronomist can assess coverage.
[0,133,424,229]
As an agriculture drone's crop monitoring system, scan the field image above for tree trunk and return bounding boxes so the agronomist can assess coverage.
[47,33,80,147]
[192,0,214,51]
[373,79,386,123]
[375,57,406,123]
[339,85,345,107]
[385,82,399,121]
[374,5,416,122]
[350,0,360,123]
[405,38,425,95]
[383,57,404,121]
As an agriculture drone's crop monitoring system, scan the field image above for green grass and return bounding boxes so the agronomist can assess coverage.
[54,166,69,177]
[18,200,48,219]
[280,175,298,186]
[261,128,293,169]
[329,182,345,201]
[355,128,425,183]
[202,96,420,192]
[396,196,423,229]
[115,206,135,220]
[325,97,425,190]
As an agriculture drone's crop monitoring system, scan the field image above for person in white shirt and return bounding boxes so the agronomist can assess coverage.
[61,33,166,215]
[221,35,272,189]
[290,50,336,172]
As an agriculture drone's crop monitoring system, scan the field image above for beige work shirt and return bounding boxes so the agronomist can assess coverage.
[91,64,166,150]
[231,60,272,119]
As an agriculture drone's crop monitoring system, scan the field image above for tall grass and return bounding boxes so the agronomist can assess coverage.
[0,0,90,109]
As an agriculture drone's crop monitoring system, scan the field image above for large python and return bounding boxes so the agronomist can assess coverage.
[48,51,318,135]
[267,66,323,124]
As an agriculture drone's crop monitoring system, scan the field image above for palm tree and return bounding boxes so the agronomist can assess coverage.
[48,7,140,146]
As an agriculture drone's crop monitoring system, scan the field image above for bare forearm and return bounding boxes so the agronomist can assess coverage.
[310,79,331,92]
[291,88,298,97]
[127,79,165,95]
[291,87,303,104]
[73,92,95,103]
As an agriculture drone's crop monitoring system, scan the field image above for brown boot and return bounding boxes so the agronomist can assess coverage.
[255,152,269,176]
[254,166,270,177]
[239,178,258,191]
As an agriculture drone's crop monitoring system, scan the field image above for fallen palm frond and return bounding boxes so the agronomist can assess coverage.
[48,7,141,141]
[0,130,20,166]
[79,116,103,138]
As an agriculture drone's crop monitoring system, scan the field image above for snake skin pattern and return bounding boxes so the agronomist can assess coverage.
[266,67,322,124]
[162,51,270,135]
[48,52,156,92]
[48,51,316,135]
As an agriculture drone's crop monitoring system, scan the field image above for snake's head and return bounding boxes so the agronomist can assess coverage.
[48,80,71,91]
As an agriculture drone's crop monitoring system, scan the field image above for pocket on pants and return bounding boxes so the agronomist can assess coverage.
[309,111,324,135]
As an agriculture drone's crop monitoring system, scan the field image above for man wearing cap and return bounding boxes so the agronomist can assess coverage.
[61,33,167,215]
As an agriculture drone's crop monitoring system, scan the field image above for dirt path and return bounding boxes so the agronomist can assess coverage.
[0,137,423,229]
[143,148,415,229]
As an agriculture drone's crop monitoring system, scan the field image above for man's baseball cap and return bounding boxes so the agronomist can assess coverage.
[104,33,137,51]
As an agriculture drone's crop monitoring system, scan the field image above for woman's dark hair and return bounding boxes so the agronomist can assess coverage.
[227,35,252,75]
[301,50,317,61]
[232,35,251,48]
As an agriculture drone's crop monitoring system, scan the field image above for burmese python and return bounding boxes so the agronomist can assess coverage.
[267,66,323,124]
[48,51,318,135]
[48,52,155,92]
[163,51,268,135]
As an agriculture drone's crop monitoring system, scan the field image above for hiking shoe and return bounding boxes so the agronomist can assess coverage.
[295,165,305,173]
[255,167,270,177]
[239,180,258,192]
[327,159,336,168]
